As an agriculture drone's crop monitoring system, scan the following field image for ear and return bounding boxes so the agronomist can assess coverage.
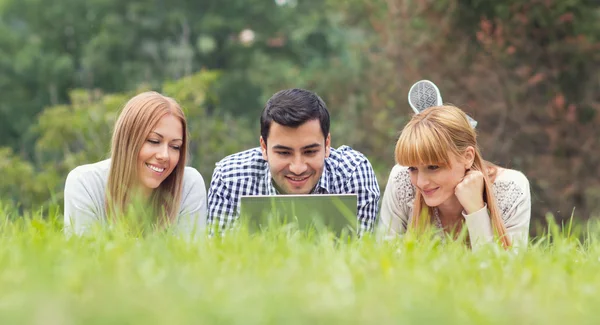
[260,136,268,161]
[463,146,475,169]
[325,133,331,158]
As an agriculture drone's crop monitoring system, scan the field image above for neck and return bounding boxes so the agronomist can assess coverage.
[436,195,464,224]
[132,184,153,201]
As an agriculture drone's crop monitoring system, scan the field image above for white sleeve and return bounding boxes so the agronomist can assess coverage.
[462,204,494,249]
[176,168,208,239]
[63,169,101,236]
[502,176,531,249]
[463,172,532,250]
[377,165,411,240]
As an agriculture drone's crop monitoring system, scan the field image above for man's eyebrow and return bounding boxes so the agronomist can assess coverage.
[272,145,293,151]
[301,143,321,150]
[271,143,322,151]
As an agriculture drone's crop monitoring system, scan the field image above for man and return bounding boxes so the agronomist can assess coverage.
[207,88,380,234]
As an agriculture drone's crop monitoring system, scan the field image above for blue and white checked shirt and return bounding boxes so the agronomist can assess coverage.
[207,145,380,233]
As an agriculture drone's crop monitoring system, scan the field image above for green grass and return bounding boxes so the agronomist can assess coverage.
[1,205,599,324]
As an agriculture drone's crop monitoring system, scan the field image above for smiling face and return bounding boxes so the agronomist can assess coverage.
[136,114,183,195]
[407,152,470,207]
[260,119,331,194]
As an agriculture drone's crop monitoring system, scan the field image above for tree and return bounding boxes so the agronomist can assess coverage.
[1,70,256,212]
[317,0,600,223]
[0,0,333,153]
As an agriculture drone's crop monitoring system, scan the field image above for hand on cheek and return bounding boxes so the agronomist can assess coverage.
[455,170,486,215]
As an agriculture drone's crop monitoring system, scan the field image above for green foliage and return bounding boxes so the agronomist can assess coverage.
[318,0,600,222]
[161,70,257,180]
[0,0,333,151]
[2,0,600,228]
[0,149,32,202]
[0,70,256,212]
[2,210,600,323]
[449,0,600,220]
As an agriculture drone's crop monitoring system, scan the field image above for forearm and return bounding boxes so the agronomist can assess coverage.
[462,204,494,249]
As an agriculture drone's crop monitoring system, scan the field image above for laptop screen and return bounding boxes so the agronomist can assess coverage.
[239,194,358,235]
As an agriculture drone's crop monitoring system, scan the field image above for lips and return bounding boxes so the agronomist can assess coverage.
[145,162,166,174]
[285,175,310,187]
[421,187,439,196]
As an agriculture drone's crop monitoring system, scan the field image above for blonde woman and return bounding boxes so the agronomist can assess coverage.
[63,91,207,237]
[378,105,531,249]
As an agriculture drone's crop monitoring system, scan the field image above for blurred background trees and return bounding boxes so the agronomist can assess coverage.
[1,0,598,232]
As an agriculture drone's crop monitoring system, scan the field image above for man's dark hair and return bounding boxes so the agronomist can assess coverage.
[260,88,330,143]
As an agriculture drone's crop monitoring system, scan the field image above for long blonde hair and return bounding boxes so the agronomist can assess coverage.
[395,105,510,248]
[106,91,188,227]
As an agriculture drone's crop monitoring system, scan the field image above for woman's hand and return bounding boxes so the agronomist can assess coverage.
[455,170,486,215]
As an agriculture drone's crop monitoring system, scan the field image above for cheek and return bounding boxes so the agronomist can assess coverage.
[267,156,287,172]
[137,144,151,163]
[307,158,323,173]
[439,170,462,188]
[409,174,417,186]
[170,151,181,169]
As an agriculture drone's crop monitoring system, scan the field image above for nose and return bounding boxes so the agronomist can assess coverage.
[155,144,169,161]
[289,155,308,175]
[415,172,430,189]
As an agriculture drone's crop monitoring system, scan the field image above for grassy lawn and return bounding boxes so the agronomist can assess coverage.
[0,206,598,325]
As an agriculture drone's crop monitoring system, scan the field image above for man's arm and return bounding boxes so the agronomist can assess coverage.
[207,166,239,234]
[345,159,381,234]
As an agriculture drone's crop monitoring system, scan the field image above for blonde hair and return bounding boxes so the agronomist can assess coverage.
[106,91,188,228]
[395,105,510,248]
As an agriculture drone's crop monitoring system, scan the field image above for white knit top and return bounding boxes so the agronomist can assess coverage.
[63,159,207,237]
[378,164,531,249]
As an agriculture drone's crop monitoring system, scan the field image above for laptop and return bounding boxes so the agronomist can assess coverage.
[239,194,358,236]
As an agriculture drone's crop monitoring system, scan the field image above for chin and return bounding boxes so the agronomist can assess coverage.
[142,182,161,190]
[285,186,312,195]
[422,199,438,207]
[422,194,451,207]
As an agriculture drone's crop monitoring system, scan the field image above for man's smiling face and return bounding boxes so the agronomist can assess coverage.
[260,119,330,194]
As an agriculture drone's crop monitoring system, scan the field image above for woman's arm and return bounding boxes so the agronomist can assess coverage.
[377,165,412,239]
[501,173,532,248]
[461,171,532,250]
[63,168,101,236]
[177,167,208,239]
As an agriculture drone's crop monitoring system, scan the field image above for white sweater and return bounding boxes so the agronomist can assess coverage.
[378,165,531,249]
[63,159,207,237]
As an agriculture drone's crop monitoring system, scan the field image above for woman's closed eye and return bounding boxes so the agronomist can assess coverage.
[408,165,440,172]
[147,139,160,144]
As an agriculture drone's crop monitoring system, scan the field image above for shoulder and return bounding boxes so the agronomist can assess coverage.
[492,167,531,215]
[212,147,268,182]
[328,145,371,164]
[386,164,416,203]
[326,145,374,176]
[65,159,110,189]
[182,166,206,189]
[493,168,530,194]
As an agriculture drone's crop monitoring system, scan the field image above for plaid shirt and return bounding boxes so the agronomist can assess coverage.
[207,145,380,234]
